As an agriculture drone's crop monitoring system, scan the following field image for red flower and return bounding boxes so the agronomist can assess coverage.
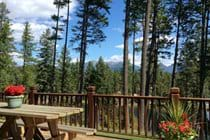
[4,85,25,96]
[179,125,186,133]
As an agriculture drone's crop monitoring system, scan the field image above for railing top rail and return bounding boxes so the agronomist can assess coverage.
[180,97,210,101]
[93,94,169,100]
[35,92,87,96]
[32,92,210,101]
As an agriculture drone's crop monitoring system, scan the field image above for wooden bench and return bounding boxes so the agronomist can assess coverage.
[16,119,97,140]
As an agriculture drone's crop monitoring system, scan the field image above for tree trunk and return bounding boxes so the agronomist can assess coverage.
[152,37,159,96]
[123,0,130,133]
[139,0,151,134]
[145,0,157,96]
[61,0,70,93]
[78,2,89,94]
[171,0,182,87]
[199,0,206,98]
[51,0,61,92]
[123,0,130,95]
[199,1,207,139]
[132,21,136,96]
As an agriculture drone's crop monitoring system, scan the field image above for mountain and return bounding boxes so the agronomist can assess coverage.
[106,61,141,71]
[106,62,173,73]
[159,63,173,73]
[85,61,173,73]
[106,61,123,71]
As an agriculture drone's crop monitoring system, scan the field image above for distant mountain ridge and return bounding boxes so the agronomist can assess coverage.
[85,61,173,73]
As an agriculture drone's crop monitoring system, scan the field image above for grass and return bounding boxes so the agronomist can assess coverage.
[96,132,158,140]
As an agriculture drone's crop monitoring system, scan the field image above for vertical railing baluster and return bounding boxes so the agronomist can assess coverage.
[144,99,148,137]
[138,99,141,135]
[131,97,134,135]
[101,97,104,131]
[124,97,128,134]
[151,99,154,136]
[95,96,98,129]
[107,97,110,132]
[119,97,121,133]
[84,95,87,127]
[209,101,210,125]
[113,97,115,133]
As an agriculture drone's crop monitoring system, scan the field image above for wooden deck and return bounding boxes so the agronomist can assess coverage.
[40,130,119,140]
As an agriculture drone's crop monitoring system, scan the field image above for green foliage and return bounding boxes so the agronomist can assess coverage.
[156,66,171,96]
[95,57,113,94]
[21,22,36,88]
[0,2,9,29]
[176,41,200,97]
[160,101,197,140]
[57,46,77,93]
[37,29,53,92]
[71,0,111,46]
[22,22,34,64]
[85,61,96,89]
[0,21,15,90]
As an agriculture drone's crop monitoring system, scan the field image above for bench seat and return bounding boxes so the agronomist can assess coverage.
[16,119,97,140]
[37,123,97,136]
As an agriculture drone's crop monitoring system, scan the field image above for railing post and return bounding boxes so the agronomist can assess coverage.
[29,87,37,104]
[170,87,180,105]
[87,86,95,128]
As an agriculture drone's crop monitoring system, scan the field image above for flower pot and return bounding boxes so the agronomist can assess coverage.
[6,95,24,108]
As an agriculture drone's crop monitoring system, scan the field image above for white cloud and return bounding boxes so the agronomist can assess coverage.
[1,0,77,43]
[105,54,141,65]
[71,57,79,63]
[105,53,174,67]
[134,37,144,44]
[114,44,124,49]
[159,55,174,66]
[3,0,77,20]
[114,37,144,49]
[10,52,23,66]
[11,22,48,43]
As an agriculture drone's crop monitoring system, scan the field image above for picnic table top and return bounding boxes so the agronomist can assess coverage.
[0,102,83,119]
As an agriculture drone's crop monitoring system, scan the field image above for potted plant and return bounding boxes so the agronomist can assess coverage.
[159,101,197,140]
[4,85,25,108]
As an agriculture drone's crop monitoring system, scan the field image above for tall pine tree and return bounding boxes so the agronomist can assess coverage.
[21,22,35,88]
[37,29,54,92]
[71,0,111,93]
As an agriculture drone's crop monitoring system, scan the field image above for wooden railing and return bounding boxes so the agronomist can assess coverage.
[1,87,209,139]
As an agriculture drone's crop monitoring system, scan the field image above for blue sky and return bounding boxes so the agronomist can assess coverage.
[2,0,174,66]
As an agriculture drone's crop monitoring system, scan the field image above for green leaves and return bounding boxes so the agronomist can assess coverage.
[162,101,191,124]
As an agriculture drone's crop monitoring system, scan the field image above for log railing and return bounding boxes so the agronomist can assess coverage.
[1,87,209,139]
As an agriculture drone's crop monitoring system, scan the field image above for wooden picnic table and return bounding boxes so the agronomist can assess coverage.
[0,102,83,140]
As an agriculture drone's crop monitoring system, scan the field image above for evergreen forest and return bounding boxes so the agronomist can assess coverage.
[0,0,210,98]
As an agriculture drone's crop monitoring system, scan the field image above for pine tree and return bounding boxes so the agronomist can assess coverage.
[57,46,75,92]
[61,0,71,93]
[0,2,9,30]
[95,57,112,94]
[37,29,54,92]
[85,61,96,89]
[177,41,200,97]
[146,0,173,96]
[129,0,146,95]
[51,0,65,92]
[0,21,14,90]
[171,0,183,87]
[123,0,131,96]
[139,0,152,133]
[21,22,35,87]
[71,0,111,93]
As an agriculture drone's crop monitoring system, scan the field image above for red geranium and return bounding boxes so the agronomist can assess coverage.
[4,85,25,96]
[159,113,197,140]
